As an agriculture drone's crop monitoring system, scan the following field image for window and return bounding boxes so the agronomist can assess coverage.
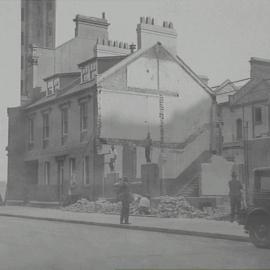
[236,119,243,140]
[44,162,50,185]
[28,118,34,149]
[83,156,90,185]
[69,158,76,178]
[80,102,88,132]
[42,113,49,148]
[254,107,262,125]
[47,80,54,96]
[21,31,24,45]
[61,108,68,145]
[89,63,97,80]
[69,158,76,179]
[81,66,90,83]
[53,78,60,91]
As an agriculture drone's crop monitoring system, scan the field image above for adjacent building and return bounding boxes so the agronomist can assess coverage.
[215,57,270,199]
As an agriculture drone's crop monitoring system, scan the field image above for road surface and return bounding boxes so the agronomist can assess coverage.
[0,216,269,270]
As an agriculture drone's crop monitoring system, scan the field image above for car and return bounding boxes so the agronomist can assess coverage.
[239,168,270,248]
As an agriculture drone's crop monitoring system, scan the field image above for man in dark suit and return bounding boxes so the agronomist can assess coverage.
[118,177,132,224]
[229,171,243,222]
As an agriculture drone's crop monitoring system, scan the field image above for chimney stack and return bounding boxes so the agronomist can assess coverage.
[136,16,177,55]
[249,57,270,80]
[73,14,110,40]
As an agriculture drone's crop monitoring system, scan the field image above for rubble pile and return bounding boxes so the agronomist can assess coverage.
[63,196,230,221]
[63,198,96,213]
[157,196,208,218]
[95,198,121,214]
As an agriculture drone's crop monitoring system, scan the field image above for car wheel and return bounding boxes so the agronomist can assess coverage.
[249,216,270,249]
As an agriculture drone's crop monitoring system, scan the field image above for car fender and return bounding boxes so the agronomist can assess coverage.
[245,208,270,229]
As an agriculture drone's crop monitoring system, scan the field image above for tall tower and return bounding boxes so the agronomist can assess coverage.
[21,0,56,101]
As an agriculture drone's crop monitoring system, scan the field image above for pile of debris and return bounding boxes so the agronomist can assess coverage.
[157,196,208,218]
[63,198,96,213]
[95,198,121,214]
[63,198,122,214]
[63,196,229,221]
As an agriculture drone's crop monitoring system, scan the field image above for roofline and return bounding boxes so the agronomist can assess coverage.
[250,57,270,65]
[78,55,128,67]
[97,42,214,97]
[25,80,95,110]
[43,72,81,81]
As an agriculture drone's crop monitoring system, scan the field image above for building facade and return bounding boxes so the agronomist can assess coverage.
[7,3,216,204]
[216,57,270,199]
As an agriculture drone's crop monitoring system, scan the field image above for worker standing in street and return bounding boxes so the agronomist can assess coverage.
[229,171,243,222]
[118,177,132,224]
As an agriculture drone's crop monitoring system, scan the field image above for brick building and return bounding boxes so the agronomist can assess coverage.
[6,2,215,204]
[215,57,270,199]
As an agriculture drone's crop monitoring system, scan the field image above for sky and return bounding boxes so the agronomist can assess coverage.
[0,0,270,181]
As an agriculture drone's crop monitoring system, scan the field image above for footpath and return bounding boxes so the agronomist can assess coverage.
[0,206,249,242]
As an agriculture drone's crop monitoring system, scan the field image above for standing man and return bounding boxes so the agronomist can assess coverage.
[229,171,243,222]
[118,177,131,224]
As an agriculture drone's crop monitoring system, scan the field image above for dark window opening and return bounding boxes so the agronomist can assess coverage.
[236,118,243,140]
[42,113,49,148]
[80,102,88,132]
[254,107,262,125]
[61,108,68,145]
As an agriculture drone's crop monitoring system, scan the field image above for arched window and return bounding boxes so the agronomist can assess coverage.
[236,118,243,140]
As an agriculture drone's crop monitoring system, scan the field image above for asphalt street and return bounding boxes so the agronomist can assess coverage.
[0,216,269,270]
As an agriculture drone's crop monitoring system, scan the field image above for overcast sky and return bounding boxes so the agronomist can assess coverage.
[0,0,270,181]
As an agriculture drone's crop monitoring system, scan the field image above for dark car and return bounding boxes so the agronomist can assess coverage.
[239,168,270,248]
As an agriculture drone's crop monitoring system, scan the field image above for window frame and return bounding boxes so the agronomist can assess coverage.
[44,161,50,185]
[254,107,263,125]
[42,113,50,148]
[69,158,76,179]
[83,156,90,185]
[236,118,243,140]
[28,117,34,150]
[61,107,68,144]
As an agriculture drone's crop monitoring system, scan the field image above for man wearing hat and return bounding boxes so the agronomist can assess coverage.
[229,171,243,222]
[118,177,132,224]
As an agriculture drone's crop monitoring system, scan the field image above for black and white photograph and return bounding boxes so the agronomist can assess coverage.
[0,0,270,269]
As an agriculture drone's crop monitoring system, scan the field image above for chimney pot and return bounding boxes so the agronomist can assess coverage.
[169,22,173,29]
[119,41,123,48]
[151,18,155,25]
[102,12,106,19]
